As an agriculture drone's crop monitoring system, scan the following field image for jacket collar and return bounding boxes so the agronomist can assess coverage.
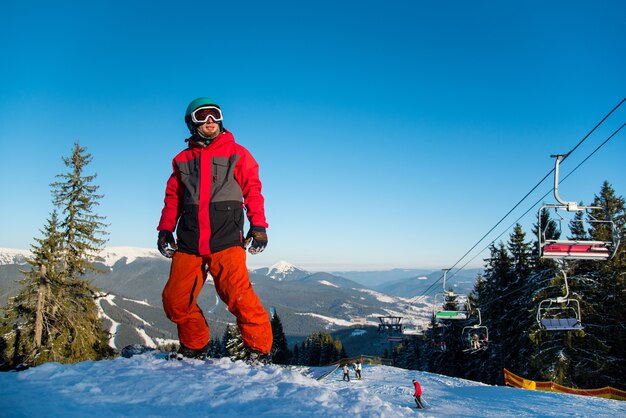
[186,129,234,149]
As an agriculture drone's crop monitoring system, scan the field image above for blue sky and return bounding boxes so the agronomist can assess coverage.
[1,1,625,271]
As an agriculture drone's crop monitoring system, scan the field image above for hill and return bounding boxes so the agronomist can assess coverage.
[0,352,623,417]
[0,247,435,352]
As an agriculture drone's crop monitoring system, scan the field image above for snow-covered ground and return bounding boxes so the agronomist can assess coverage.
[1,353,624,418]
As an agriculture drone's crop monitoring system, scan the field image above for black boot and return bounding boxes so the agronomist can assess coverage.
[244,349,271,366]
[173,342,210,360]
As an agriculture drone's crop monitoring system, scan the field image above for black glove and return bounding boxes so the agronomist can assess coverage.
[244,226,267,255]
[157,230,177,258]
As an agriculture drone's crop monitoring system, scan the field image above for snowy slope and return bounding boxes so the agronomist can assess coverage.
[0,354,623,418]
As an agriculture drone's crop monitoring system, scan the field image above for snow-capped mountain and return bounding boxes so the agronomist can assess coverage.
[98,247,161,267]
[0,248,30,265]
[253,260,310,281]
[0,247,162,267]
[0,247,436,352]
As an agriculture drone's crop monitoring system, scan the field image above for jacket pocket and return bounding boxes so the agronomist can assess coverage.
[177,159,200,205]
[210,201,244,251]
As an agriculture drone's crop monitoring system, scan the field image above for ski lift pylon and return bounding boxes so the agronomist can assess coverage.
[538,154,619,260]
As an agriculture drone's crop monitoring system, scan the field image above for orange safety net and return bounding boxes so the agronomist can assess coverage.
[503,369,626,401]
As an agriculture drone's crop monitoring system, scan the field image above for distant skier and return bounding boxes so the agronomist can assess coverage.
[412,379,424,409]
[342,364,351,382]
[354,360,362,380]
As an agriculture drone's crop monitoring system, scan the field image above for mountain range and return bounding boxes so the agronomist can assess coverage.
[0,247,481,355]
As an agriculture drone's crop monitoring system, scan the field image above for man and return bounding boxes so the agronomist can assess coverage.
[342,364,351,382]
[354,360,362,379]
[412,379,424,409]
[157,97,272,363]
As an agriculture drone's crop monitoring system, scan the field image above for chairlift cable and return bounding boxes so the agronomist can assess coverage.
[409,99,626,304]
[450,120,626,279]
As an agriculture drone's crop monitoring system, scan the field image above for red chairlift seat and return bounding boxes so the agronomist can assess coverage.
[538,154,619,261]
[541,241,612,260]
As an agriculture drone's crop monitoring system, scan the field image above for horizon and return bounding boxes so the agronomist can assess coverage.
[0,245,485,273]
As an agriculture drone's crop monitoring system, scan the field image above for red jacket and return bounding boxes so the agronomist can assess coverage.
[157,130,267,255]
[413,381,422,396]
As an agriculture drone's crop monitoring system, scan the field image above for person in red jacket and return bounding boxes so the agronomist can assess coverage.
[412,379,424,409]
[157,97,272,363]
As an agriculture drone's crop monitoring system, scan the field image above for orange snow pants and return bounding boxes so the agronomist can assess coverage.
[162,247,272,354]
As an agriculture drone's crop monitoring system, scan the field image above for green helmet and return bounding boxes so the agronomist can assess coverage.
[184,97,223,135]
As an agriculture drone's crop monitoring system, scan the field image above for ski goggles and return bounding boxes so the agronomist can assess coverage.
[190,106,223,124]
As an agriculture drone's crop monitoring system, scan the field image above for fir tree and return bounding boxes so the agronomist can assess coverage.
[224,324,246,360]
[476,242,514,384]
[532,208,560,271]
[291,343,300,365]
[270,311,291,365]
[50,142,108,278]
[1,143,113,368]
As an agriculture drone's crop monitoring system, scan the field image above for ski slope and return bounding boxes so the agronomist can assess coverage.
[0,353,624,417]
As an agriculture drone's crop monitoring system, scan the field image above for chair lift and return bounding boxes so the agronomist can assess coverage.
[429,322,448,352]
[538,154,619,260]
[433,269,469,320]
[461,307,489,352]
[536,269,584,331]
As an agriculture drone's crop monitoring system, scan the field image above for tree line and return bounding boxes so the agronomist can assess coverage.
[393,180,626,390]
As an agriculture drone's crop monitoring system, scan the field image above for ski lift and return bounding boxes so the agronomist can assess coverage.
[536,269,584,331]
[461,308,489,353]
[429,323,448,352]
[433,269,468,320]
[538,154,619,260]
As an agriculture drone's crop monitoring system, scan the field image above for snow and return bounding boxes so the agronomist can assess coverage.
[0,247,162,267]
[296,313,355,327]
[269,260,298,273]
[355,288,398,304]
[319,280,339,288]
[1,353,624,418]
[98,247,161,267]
[0,247,29,265]
[96,294,156,348]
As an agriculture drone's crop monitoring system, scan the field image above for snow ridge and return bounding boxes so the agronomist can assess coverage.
[0,248,30,265]
[266,260,308,280]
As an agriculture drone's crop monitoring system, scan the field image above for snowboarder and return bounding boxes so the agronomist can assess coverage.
[158,97,272,363]
[412,379,424,409]
[354,360,362,380]
[342,364,351,381]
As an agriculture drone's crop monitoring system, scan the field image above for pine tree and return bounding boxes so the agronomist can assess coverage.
[0,143,113,368]
[224,324,246,360]
[307,333,322,366]
[476,242,514,384]
[427,289,465,378]
[586,181,626,387]
[270,311,291,364]
[532,208,560,270]
[291,343,300,365]
[503,224,535,374]
[50,142,108,278]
